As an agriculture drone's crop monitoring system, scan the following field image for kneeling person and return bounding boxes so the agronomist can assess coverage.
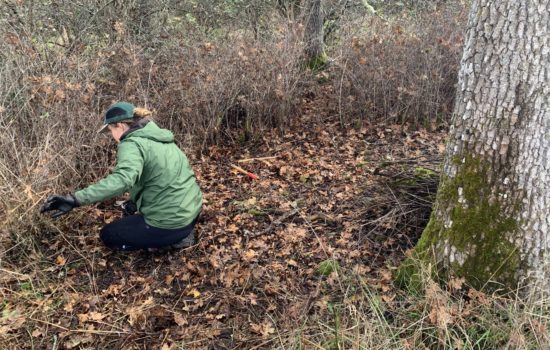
[41,102,202,251]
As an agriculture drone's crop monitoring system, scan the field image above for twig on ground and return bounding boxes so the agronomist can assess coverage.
[238,156,277,163]
[373,156,440,176]
[30,317,132,335]
[245,208,299,238]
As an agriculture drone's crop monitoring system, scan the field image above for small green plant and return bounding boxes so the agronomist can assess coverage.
[316,259,341,276]
[414,166,437,178]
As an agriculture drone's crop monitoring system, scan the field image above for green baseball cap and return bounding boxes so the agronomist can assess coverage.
[98,102,135,133]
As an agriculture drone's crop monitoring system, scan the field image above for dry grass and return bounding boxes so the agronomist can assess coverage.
[275,267,550,350]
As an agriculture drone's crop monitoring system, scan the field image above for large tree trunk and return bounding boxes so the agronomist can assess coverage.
[401,0,549,293]
[303,0,327,69]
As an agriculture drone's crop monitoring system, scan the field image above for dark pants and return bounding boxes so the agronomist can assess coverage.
[100,214,198,251]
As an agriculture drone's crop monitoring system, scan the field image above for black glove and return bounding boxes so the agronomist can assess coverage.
[121,200,137,216]
[40,194,80,218]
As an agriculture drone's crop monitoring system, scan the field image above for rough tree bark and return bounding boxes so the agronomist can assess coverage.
[399,0,549,293]
[303,0,327,69]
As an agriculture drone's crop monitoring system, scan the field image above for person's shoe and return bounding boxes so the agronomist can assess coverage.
[170,232,196,249]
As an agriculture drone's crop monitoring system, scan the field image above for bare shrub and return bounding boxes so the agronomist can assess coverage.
[0,6,308,249]
[151,28,307,146]
[329,4,468,126]
[0,33,112,255]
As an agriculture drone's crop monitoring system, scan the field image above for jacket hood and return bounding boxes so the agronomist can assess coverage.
[124,121,174,143]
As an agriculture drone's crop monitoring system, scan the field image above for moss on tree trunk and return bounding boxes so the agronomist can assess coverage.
[396,155,522,293]
[306,51,328,70]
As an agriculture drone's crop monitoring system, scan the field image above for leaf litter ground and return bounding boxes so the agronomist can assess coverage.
[1,115,447,349]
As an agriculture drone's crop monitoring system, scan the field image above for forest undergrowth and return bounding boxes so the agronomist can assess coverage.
[1,99,548,349]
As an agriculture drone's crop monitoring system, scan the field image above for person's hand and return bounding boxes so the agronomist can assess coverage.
[121,200,137,216]
[40,194,80,218]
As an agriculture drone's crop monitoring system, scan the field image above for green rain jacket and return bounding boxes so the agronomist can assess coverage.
[74,121,202,229]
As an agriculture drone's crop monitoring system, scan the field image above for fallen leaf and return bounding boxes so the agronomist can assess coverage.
[428,305,452,328]
[55,255,66,266]
[243,249,257,260]
[187,289,201,298]
[248,293,258,305]
[227,224,239,233]
[88,311,105,321]
[125,307,146,328]
[379,269,392,282]
[173,312,188,326]
[165,274,174,285]
[381,293,396,303]
[448,277,465,291]
[31,329,44,337]
[77,313,89,323]
[250,321,276,337]
[287,259,298,267]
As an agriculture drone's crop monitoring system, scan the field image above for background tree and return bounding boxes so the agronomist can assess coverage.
[399,0,549,294]
[303,0,327,69]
